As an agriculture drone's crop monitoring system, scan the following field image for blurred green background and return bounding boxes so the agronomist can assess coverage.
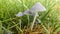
[0,0,60,34]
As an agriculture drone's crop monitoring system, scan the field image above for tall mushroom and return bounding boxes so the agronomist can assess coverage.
[29,2,46,30]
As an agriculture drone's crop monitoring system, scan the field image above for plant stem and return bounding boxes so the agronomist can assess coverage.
[37,19,50,34]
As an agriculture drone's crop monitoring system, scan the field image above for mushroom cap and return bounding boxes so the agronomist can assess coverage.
[30,2,46,13]
[16,12,23,17]
[23,9,30,15]
[23,9,37,17]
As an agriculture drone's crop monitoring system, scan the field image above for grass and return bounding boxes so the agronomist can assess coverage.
[0,0,60,34]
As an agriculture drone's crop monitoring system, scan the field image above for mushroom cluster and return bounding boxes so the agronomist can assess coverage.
[16,2,46,30]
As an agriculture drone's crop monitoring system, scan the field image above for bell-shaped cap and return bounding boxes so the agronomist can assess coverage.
[16,12,23,17]
[30,2,46,13]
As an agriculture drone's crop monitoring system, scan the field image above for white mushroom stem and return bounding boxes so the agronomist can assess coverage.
[27,15,30,26]
[30,13,38,30]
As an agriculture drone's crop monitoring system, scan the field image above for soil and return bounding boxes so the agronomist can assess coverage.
[23,25,45,34]
[20,24,60,34]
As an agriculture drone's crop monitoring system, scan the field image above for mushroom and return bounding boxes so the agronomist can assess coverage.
[29,2,46,30]
[16,12,23,31]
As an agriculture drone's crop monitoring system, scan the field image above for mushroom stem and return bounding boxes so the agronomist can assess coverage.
[19,19,21,29]
[30,13,38,30]
[27,15,30,26]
